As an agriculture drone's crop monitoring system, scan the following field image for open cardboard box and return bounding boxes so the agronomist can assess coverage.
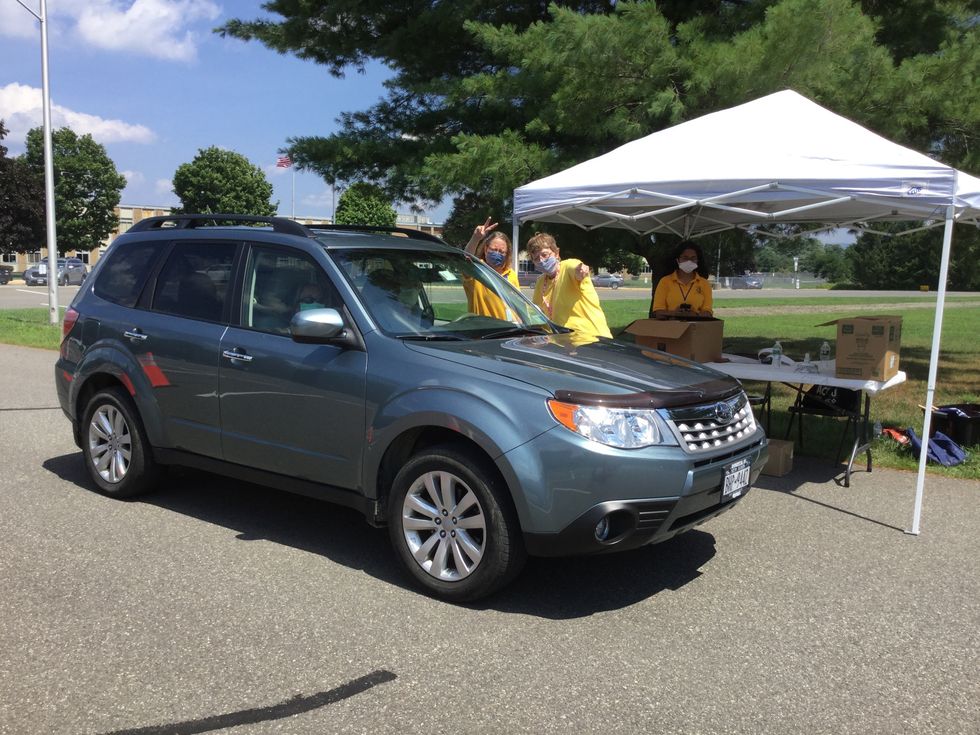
[624,318,724,363]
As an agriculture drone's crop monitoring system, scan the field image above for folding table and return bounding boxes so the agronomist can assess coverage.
[702,356,907,486]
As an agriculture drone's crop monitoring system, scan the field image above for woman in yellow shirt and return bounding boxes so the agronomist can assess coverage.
[462,218,520,320]
[650,240,713,318]
[528,232,612,339]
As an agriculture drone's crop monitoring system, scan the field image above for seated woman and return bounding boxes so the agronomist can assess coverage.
[650,240,713,319]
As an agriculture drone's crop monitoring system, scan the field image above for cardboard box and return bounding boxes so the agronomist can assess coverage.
[762,438,794,477]
[624,318,724,363]
[818,316,902,381]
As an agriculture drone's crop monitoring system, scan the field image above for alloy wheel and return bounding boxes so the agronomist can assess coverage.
[88,404,132,484]
[401,469,487,581]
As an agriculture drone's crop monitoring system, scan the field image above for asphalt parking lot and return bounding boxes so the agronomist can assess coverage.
[0,342,978,734]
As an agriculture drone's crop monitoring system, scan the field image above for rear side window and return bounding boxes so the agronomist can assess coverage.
[151,241,237,322]
[93,241,161,307]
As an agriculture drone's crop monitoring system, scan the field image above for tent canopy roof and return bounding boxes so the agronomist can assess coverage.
[514,90,980,238]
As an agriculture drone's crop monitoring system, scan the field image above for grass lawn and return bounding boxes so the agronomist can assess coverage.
[3,295,977,478]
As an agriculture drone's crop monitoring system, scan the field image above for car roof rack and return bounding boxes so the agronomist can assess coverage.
[303,223,447,245]
[127,214,310,237]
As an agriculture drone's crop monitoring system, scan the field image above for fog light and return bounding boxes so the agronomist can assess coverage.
[594,515,611,541]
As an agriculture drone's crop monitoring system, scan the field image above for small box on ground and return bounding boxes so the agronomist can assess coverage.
[817,316,902,381]
[624,318,724,363]
[762,438,794,477]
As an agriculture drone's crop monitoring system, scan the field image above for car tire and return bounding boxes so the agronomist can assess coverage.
[611,282,620,289]
[81,387,159,498]
[60,274,68,286]
[387,444,526,602]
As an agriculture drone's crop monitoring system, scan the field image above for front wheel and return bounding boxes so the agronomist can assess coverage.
[387,445,526,601]
[81,387,159,498]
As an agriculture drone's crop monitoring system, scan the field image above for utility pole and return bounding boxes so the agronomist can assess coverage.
[16,0,60,323]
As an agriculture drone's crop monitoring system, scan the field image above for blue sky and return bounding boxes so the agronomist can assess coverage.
[1,0,451,223]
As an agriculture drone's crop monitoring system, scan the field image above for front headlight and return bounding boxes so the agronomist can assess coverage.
[547,399,677,449]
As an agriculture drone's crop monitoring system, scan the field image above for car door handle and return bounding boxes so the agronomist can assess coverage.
[123,329,148,343]
[222,349,253,363]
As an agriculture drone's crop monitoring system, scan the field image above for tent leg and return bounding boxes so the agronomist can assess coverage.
[908,205,955,536]
[512,218,520,273]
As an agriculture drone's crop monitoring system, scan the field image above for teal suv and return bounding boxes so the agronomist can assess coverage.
[56,215,767,601]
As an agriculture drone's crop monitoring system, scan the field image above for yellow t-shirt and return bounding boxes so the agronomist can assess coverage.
[463,267,520,321]
[533,259,612,339]
[651,272,713,314]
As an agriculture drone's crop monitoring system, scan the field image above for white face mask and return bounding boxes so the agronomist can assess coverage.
[678,260,698,274]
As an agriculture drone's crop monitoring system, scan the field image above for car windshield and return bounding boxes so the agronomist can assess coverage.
[330,246,558,339]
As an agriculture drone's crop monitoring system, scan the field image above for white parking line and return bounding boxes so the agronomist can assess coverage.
[15,289,47,298]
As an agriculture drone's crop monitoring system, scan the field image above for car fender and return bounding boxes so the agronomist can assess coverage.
[362,383,552,523]
[70,341,170,448]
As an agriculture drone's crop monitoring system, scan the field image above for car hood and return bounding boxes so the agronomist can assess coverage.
[406,333,739,408]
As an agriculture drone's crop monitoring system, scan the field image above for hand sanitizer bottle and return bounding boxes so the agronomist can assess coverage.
[819,340,832,362]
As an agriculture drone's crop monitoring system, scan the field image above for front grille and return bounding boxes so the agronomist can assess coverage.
[665,394,757,453]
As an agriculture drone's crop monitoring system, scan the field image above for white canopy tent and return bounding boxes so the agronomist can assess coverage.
[513,90,980,534]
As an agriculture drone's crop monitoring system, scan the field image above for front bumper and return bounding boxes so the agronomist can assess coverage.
[502,427,768,557]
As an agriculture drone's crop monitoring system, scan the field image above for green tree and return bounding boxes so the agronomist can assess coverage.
[172,147,276,216]
[222,0,979,270]
[806,243,854,283]
[848,225,980,290]
[0,121,45,254]
[333,182,397,227]
[24,126,125,253]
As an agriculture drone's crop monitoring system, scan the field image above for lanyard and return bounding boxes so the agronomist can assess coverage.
[677,278,696,303]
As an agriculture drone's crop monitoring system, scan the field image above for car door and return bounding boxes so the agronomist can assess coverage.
[218,244,367,489]
[122,239,238,459]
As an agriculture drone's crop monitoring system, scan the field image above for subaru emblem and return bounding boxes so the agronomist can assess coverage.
[715,401,734,424]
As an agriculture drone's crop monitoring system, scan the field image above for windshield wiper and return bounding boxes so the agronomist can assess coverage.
[479,326,551,340]
[396,334,466,341]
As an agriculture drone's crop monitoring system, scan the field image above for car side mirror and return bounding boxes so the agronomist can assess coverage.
[289,307,348,344]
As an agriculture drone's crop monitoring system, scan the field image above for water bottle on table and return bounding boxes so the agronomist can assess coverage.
[771,340,783,368]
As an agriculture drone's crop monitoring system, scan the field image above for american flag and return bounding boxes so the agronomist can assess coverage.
[276,155,293,168]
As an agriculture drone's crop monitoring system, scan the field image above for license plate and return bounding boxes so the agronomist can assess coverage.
[722,458,751,501]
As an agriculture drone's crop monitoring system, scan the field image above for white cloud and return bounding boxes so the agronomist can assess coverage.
[1,1,221,62]
[154,178,174,196]
[302,190,333,209]
[0,82,156,148]
[75,0,221,62]
[0,3,39,39]
[121,170,145,184]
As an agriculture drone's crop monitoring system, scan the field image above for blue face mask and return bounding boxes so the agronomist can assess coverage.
[485,250,506,268]
[535,255,558,275]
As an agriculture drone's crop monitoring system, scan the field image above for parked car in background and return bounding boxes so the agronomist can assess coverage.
[592,272,624,289]
[23,257,88,286]
[518,270,538,287]
[730,274,763,289]
[56,214,766,601]
[0,265,12,285]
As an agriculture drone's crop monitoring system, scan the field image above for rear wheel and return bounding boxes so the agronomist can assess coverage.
[81,387,159,498]
[388,445,525,601]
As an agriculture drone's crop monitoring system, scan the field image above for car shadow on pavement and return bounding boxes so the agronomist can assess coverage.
[751,456,905,532]
[42,453,716,618]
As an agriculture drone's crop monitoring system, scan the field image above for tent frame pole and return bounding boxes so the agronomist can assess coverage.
[908,203,955,535]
